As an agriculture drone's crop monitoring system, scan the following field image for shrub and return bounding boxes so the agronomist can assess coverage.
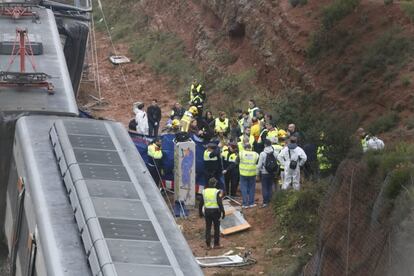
[321,0,360,30]
[273,181,328,234]
[384,0,393,5]
[356,29,413,80]
[368,112,399,134]
[289,0,308,7]
[385,166,413,200]
[401,75,411,87]
[401,1,414,21]
[129,32,200,93]
[407,116,414,130]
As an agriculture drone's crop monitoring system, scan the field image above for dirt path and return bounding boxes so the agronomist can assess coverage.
[78,31,279,275]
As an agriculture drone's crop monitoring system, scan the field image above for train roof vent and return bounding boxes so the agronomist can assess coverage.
[49,119,180,276]
[0,33,43,55]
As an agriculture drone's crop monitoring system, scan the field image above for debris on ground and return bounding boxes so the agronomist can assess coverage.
[109,55,131,65]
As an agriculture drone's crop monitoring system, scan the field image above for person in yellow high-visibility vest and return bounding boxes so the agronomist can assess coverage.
[180,106,198,132]
[199,178,225,249]
[237,144,259,208]
[147,138,163,187]
[221,143,239,197]
[214,111,229,135]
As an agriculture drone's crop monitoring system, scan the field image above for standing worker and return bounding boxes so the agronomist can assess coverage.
[257,139,279,208]
[247,99,259,119]
[237,143,259,208]
[147,99,161,137]
[147,138,163,188]
[133,102,149,135]
[189,79,206,116]
[222,143,239,197]
[203,143,223,190]
[277,136,307,190]
[199,178,225,249]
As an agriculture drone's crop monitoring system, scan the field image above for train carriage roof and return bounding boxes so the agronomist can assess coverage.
[0,6,78,116]
[14,116,203,276]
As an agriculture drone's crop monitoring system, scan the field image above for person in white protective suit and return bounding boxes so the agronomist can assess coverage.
[133,102,149,135]
[277,136,307,190]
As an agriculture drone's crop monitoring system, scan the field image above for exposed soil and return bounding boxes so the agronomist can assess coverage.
[78,32,177,127]
[78,32,281,275]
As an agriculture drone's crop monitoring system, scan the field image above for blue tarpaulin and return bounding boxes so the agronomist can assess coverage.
[128,131,209,187]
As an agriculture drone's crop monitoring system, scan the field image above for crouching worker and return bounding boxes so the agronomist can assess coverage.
[199,178,225,249]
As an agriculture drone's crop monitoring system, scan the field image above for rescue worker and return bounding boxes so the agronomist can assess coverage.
[180,106,198,132]
[199,178,225,249]
[203,143,223,190]
[277,136,307,190]
[237,143,259,208]
[238,127,254,152]
[147,99,161,137]
[250,117,261,153]
[256,122,278,153]
[147,138,163,188]
[317,144,331,174]
[189,80,206,116]
[133,102,149,135]
[248,99,259,119]
[222,143,239,197]
[257,139,279,208]
[214,111,229,135]
[239,111,251,133]
[163,119,180,134]
[170,102,185,120]
[357,127,385,153]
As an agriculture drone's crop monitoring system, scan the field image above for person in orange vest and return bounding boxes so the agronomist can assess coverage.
[199,178,225,249]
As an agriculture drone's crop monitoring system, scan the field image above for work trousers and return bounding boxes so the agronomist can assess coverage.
[224,170,239,197]
[204,209,221,247]
[239,175,256,206]
[261,173,274,204]
[148,122,160,137]
[148,164,161,187]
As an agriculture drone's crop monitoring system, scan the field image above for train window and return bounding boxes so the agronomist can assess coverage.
[26,233,37,276]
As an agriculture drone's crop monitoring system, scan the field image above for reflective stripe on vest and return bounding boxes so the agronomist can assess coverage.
[204,150,218,161]
[148,144,162,159]
[202,188,219,208]
[248,106,259,118]
[229,153,237,163]
[239,150,259,176]
[317,146,331,170]
[180,111,193,132]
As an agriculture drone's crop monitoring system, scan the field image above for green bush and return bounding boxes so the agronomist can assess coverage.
[129,32,200,93]
[385,167,413,200]
[273,182,328,234]
[401,1,414,21]
[368,112,399,134]
[401,75,411,87]
[407,116,414,130]
[353,28,413,84]
[384,0,393,5]
[289,0,308,7]
[321,0,360,30]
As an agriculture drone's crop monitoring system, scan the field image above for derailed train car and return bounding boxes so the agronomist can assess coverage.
[0,2,202,276]
[5,116,203,275]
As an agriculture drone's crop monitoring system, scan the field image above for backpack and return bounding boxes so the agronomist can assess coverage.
[128,119,137,131]
[264,150,279,173]
[288,149,298,170]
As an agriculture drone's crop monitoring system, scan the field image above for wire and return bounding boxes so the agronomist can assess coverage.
[95,0,133,100]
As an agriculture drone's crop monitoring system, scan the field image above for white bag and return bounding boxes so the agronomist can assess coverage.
[366,136,385,151]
